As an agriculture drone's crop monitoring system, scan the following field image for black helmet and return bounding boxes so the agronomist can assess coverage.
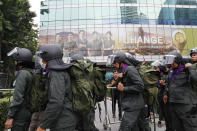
[37,44,71,70]
[113,51,127,63]
[37,44,63,61]
[70,54,84,63]
[190,47,197,56]
[7,47,33,62]
[125,52,141,67]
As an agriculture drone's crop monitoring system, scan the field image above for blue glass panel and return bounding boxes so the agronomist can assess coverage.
[49,0,56,6]
[57,0,63,6]
[56,8,64,20]
[56,21,64,26]
[48,9,56,21]
[64,0,72,5]
[64,8,71,20]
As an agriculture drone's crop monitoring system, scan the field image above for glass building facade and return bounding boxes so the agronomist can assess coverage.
[39,0,197,61]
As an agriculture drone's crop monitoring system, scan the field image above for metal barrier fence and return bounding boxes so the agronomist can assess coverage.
[0,73,8,89]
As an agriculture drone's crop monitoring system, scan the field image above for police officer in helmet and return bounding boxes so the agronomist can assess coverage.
[163,51,197,131]
[36,44,77,131]
[108,51,144,131]
[5,47,34,131]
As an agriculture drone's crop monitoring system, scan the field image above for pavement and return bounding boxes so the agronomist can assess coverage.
[95,99,166,131]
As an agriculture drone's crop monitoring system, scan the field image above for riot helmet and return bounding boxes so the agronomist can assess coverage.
[70,54,84,63]
[106,51,126,67]
[37,44,63,61]
[190,47,197,56]
[113,51,127,64]
[7,47,33,62]
[37,44,71,70]
[125,52,141,67]
[151,60,163,67]
[162,51,183,65]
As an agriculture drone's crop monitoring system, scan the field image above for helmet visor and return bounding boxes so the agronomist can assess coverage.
[151,60,162,67]
[106,55,116,67]
[34,54,43,68]
[7,47,19,57]
[162,55,176,65]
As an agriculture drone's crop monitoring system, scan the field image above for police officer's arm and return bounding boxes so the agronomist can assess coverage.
[40,71,69,129]
[123,67,144,93]
[188,64,197,82]
[7,70,31,118]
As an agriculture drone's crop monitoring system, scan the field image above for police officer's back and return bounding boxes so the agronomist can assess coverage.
[36,44,75,131]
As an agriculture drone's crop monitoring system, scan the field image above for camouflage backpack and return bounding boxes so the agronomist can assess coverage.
[69,60,95,114]
[26,70,49,113]
[69,60,106,114]
[91,67,107,102]
[138,65,160,105]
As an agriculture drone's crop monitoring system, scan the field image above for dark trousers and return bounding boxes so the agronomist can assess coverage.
[170,102,197,131]
[158,94,172,131]
[12,122,30,131]
[11,107,31,131]
[28,112,43,131]
[119,109,141,131]
[138,105,151,131]
[111,89,122,117]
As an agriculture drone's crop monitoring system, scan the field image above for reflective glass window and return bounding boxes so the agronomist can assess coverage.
[49,0,56,6]
[148,7,156,19]
[41,1,48,7]
[94,0,102,4]
[79,0,86,4]
[64,8,71,20]
[56,21,63,26]
[40,22,48,27]
[56,8,63,20]
[49,9,56,21]
[57,0,63,6]
[120,0,137,4]
[102,6,110,19]
[87,7,94,20]
[154,0,163,5]
[72,0,79,4]
[40,9,49,21]
[64,0,72,5]
[138,0,147,4]
[48,21,55,27]
[147,0,154,4]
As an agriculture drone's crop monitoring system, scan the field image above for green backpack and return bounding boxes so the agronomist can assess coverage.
[69,60,107,114]
[138,65,160,105]
[91,67,107,102]
[26,70,49,113]
[69,60,95,114]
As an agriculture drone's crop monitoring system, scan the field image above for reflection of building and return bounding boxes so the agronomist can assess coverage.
[120,0,138,24]
[158,0,197,25]
[40,0,197,61]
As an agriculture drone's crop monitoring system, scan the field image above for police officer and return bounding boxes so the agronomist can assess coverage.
[5,47,34,131]
[28,55,47,131]
[163,51,197,131]
[185,47,197,95]
[36,44,77,131]
[152,60,172,131]
[109,52,144,131]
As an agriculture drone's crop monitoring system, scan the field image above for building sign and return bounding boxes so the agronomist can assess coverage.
[39,26,197,57]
